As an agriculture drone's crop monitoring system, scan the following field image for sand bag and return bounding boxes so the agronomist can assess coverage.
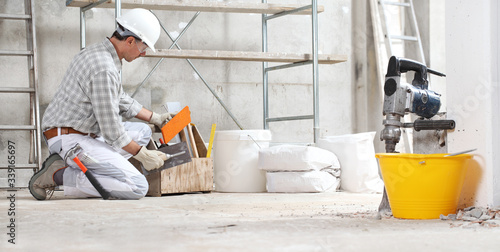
[258,144,340,172]
[266,168,341,193]
[317,132,384,193]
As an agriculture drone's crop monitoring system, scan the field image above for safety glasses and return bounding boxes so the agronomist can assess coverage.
[134,38,148,54]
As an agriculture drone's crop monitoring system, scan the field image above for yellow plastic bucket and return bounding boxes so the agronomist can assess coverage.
[375,153,472,219]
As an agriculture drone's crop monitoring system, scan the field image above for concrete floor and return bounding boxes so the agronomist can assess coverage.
[1,189,500,252]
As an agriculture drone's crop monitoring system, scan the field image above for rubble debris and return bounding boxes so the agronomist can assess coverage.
[482,220,500,227]
[442,206,500,228]
[440,214,457,221]
[464,206,475,211]
[469,208,483,219]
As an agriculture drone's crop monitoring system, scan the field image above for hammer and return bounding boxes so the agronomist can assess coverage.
[64,144,111,200]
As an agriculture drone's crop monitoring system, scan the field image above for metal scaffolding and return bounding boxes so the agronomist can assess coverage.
[262,0,320,143]
[73,0,328,143]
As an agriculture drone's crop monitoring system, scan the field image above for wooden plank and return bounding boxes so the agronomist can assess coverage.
[67,0,324,15]
[187,124,199,158]
[191,124,208,158]
[160,158,213,194]
[179,128,188,143]
[178,128,192,156]
[146,49,348,64]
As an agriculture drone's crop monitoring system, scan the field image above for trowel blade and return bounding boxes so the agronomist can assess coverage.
[140,142,193,175]
[158,141,193,170]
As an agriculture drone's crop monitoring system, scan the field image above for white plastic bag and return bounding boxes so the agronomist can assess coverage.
[317,132,384,193]
[258,144,340,172]
[266,169,341,193]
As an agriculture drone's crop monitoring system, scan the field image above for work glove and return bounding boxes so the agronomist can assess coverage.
[150,112,176,128]
[133,146,169,171]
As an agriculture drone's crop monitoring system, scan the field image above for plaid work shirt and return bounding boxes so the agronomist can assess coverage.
[42,39,143,149]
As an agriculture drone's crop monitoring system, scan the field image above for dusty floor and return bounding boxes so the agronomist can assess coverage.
[1,189,500,252]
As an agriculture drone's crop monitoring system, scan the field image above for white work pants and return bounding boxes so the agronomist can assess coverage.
[46,122,150,199]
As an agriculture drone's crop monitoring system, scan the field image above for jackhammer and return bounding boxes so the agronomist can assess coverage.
[378,56,456,216]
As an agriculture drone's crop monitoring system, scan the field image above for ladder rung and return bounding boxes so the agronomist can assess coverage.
[389,35,418,41]
[0,125,37,130]
[381,1,411,7]
[0,50,33,56]
[0,13,31,20]
[0,164,38,169]
[0,87,35,93]
[266,115,314,122]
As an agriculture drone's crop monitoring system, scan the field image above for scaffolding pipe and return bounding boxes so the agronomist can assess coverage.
[79,8,85,49]
[312,0,319,143]
[115,0,121,28]
[262,0,269,129]
[80,0,108,49]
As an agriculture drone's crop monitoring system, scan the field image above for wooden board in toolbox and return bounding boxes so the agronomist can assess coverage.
[159,158,213,195]
[131,156,213,197]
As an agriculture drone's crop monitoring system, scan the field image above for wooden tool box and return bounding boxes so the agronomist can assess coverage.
[131,124,213,196]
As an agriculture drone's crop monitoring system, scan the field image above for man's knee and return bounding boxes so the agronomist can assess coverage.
[124,122,152,146]
[138,123,152,146]
[134,122,152,138]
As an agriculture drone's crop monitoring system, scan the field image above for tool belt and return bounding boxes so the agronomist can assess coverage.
[43,127,97,141]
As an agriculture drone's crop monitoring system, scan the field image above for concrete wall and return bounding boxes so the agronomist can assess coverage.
[446,0,500,207]
[0,0,351,186]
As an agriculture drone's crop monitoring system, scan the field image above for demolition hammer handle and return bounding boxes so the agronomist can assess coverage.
[72,156,111,200]
[414,119,456,132]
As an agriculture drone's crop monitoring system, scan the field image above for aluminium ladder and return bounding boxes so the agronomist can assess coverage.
[0,0,42,188]
[376,0,425,64]
[370,0,426,88]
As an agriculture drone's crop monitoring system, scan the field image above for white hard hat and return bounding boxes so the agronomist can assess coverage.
[116,9,161,52]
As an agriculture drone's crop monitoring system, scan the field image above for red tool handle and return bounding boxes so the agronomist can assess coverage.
[73,156,111,200]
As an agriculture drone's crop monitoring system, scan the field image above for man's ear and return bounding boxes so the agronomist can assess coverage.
[125,36,135,46]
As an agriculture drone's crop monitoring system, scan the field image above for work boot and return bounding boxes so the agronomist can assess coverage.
[29,153,66,200]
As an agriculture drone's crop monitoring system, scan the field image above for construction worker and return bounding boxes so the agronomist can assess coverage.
[29,9,171,200]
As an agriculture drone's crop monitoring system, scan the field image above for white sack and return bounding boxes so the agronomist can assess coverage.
[266,169,341,193]
[317,132,384,193]
[258,144,340,172]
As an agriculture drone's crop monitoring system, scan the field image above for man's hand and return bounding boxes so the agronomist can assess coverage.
[133,146,168,171]
[149,112,176,128]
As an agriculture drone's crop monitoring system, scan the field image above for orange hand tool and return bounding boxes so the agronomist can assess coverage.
[161,106,191,143]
